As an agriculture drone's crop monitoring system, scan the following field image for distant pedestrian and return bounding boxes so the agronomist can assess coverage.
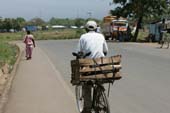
[23,30,36,60]
[160,30,170,49]
[96,25,101,33]
[159,18,167,43]
[131,25,136,36]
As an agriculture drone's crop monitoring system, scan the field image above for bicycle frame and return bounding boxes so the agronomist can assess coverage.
[78,80,110,112]
[92,82,105,106]
[73,52,111,113]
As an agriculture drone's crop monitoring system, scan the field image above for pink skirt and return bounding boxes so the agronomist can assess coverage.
[26,44,33,58]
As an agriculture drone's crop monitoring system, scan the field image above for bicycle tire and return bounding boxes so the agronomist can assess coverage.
[93,87,110,113]
[75,85,84,113]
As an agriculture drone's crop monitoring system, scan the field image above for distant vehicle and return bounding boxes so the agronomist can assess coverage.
[102,16,116,39]
[51,25,66,29]
[112,20,128,32]
[42,26,49,30]
[9,29,15,33]
[102,16,129,41]
[80,26,84,29]
[70,26,78,29]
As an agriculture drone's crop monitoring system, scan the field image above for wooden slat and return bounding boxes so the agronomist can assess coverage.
[70,55,122,85]
[111,55,122,62]
[71,60,80,82]
[80,72,121,80]
[78,55,121,66]
[80,64,122,73]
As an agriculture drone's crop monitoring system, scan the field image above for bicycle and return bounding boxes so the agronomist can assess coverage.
[75,79,110,113]
[71,52,122,113]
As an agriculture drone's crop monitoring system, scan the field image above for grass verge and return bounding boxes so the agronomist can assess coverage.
[0,29,85,41]
[0,42,18,70]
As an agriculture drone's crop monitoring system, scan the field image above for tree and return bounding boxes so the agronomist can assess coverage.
[0,17,26,32]
[16,17,26,29]
[49,18,85,27]
[28,18,46,26]
[111,0,168,41]
[0,19,3,30]
[49,17,57,25]
[75,18,86,27]
[3,18,13,32]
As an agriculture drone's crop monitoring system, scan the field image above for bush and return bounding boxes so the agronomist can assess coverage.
[0,29,86,41]
[75,29,85,38]
[137,29,149,42]
[0,42,18,69]
[0,32,23,41]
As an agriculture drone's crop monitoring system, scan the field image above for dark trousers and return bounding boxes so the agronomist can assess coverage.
[82,85,92,113]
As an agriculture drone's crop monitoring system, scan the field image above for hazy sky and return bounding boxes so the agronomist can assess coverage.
[0,0,116,21]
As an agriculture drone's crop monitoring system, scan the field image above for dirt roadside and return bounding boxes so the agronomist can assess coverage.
[0,43,23,113]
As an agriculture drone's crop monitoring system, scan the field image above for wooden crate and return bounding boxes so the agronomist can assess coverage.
[71,55,122,85]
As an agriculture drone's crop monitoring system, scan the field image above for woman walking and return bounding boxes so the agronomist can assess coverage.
[23,30,36,60]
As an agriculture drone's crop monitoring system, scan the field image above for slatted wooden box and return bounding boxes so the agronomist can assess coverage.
[71,55,122,85]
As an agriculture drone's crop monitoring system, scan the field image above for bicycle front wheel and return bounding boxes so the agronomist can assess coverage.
[93,87,110,113]
[75,85,84,113]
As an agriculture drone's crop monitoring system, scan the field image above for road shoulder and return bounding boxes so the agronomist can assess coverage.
[3,43,78,113]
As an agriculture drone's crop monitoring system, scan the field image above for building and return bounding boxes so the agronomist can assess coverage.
[25,25,37,31]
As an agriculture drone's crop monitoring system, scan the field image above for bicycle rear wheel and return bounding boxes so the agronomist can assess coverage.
[75,85,84,113]
[93,87,110,113]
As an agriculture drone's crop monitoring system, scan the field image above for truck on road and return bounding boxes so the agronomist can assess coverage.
[102,16,130,41]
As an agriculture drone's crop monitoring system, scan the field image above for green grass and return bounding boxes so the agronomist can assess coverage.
[0,42,18,69]
[0,29,85,41]
[0,32,24,41]
[137,29,149,42]
[33,29,85,40]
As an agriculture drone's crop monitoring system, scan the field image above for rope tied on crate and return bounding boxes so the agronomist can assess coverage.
[92,57,108,77]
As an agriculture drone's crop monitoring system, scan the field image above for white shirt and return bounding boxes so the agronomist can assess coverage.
[77,31,108,58]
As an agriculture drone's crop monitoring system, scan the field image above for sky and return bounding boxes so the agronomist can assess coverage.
[0,0,116,21]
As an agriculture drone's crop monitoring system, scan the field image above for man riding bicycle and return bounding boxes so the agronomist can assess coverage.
[76,20,108,113]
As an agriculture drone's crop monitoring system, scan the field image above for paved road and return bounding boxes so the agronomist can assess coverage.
[4,43,78,113]
[38,40,170,113]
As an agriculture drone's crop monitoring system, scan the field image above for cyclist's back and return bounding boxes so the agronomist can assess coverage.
[76,20,108,113]
[79,31,107,58]
[77,21,108,59]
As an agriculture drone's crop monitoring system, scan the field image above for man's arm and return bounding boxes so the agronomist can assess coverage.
[31,35,36,47]
[32,39,35,47]
[103,39,108,56]
[76,35,84,53]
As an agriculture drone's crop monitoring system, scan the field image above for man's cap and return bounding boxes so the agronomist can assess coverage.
[85,20,97,31]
